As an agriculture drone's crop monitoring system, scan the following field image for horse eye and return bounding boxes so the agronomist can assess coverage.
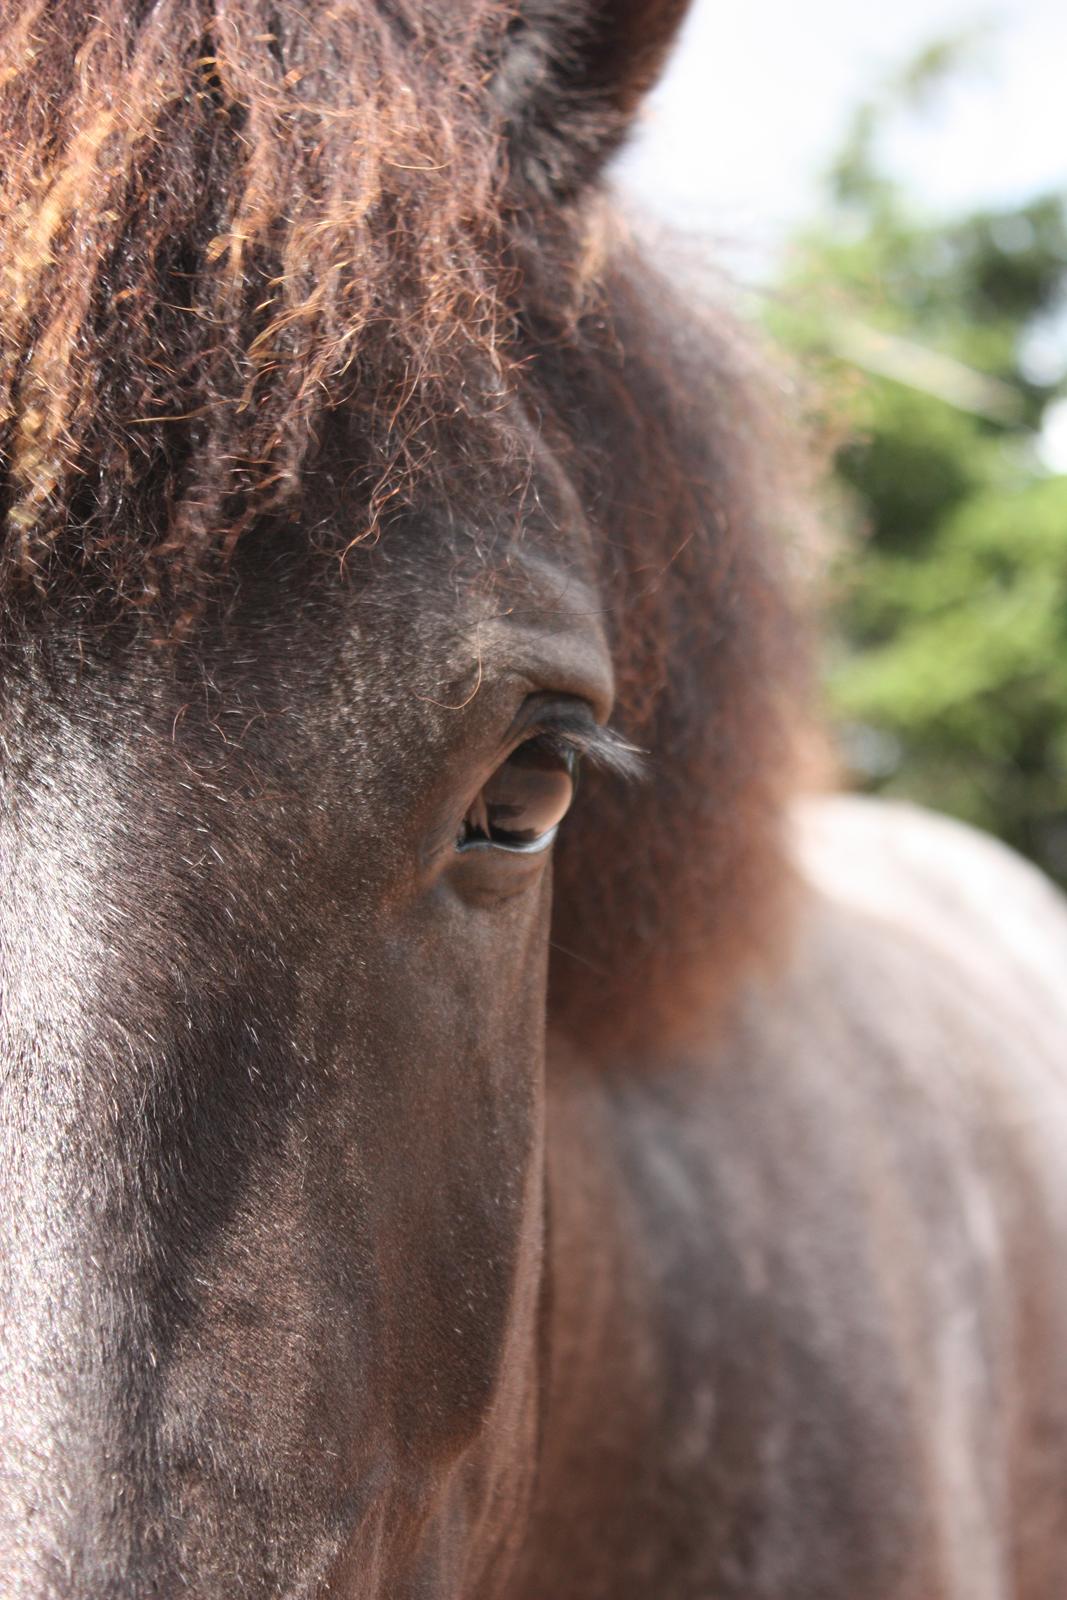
[458,739,577,855]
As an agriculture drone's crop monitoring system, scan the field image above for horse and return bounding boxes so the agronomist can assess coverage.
[3,2,1067,1596]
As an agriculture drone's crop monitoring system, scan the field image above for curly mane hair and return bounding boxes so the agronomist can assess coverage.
[0,0,806,1049]
[1,0,527,612]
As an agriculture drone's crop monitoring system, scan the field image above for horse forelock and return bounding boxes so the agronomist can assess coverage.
[0,0,570,619]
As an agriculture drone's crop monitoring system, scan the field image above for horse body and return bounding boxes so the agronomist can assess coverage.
[524,796,1067,1600]
[2,3,1067,1596]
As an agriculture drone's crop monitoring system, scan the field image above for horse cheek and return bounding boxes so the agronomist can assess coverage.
[331,883,551,1473]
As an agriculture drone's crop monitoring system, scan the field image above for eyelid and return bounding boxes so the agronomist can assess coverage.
[510,699,646,781]
[455,823,561,858]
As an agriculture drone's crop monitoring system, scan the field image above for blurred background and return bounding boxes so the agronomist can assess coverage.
[617,0,1067,883]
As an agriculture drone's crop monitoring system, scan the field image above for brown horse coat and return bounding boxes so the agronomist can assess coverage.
[525,796,1067,1598]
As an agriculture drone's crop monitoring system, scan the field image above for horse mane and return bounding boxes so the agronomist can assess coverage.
[0,0,808,1050]
[540,247,807,1053]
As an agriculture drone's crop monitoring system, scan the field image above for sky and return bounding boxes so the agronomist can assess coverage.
[616,0,1067,275]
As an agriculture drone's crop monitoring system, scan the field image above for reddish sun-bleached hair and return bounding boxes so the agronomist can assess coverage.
[0,1,525,614]
[0,0,808,1050]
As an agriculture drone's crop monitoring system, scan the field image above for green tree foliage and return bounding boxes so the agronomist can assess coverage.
[770,38,1067,877]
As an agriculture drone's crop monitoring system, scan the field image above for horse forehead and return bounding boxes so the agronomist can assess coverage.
[0,475,605,802]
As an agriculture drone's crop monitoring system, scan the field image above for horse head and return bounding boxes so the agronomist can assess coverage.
[0,3,796,1594]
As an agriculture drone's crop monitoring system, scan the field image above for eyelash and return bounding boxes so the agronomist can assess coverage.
[522,716,645,776]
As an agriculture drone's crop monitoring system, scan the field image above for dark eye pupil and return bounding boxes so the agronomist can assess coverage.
[460,740,576,853]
